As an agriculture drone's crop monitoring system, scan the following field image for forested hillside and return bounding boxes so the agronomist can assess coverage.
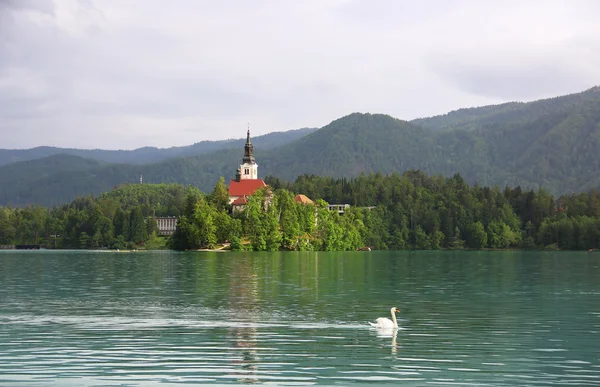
[412,86,600,132]
[0,183,201,250]
[0,127,316,166]
[1,87,599,206]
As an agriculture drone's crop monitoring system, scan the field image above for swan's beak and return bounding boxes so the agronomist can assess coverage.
[395,308,400,313]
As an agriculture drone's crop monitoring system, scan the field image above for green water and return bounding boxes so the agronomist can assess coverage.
[0,250,599,386]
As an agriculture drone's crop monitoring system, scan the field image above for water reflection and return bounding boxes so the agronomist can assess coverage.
[230,326,259,384]
[228,256,259,384]
[373,327,399,355]
[0,250,599,386]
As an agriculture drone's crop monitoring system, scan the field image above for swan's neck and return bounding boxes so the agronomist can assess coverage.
[391,308,398,328]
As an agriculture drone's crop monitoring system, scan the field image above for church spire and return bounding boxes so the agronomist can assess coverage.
[243,128,255,164]
[238,125,259,180]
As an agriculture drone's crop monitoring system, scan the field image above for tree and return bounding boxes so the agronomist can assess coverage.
[244,190,267,251]
[413,225,430,249]
[129,207,148,244]
[0,208,16,245]
[448,226,465,249]
[465,221,487,249]
[79,231,91,249]
[213,210,231,243]
[193,198,217,248]
[277,190,300,250]
[210,177,230,212]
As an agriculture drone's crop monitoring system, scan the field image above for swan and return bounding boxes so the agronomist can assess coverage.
[369,307,400,329]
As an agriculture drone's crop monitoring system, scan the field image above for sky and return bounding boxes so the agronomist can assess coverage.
[1,0,600,150]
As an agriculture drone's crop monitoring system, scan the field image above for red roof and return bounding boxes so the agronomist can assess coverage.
[294,194,314,205]
[231,197,248,205]
[229,179,266,197]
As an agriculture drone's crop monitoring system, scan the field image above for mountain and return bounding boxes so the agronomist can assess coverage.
[411,86,600,132]
[261,113,434,177]
[1,86,600,207]
[0,127,317,166]
[422,86,600,191]
[0,154,129,206]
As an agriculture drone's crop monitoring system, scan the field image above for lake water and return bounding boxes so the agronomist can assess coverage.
[0,250,599,386]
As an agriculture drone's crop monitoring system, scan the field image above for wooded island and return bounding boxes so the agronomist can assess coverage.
[1,172,599,252]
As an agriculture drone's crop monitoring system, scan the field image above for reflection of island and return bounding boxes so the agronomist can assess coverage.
[228,256,261,384]
[374,327,400,354]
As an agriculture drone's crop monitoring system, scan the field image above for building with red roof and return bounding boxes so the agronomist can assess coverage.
[229,179,267,200]
[294,194,314,205]
[228,130,267,206]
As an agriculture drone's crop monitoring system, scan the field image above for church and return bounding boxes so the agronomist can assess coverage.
[228,130,267,209]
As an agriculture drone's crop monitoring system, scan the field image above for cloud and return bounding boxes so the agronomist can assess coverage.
[422,0,600,100]
[1,0,599,149]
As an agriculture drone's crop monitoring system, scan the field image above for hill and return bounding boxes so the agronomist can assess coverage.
[262,113,434,177]
[411,86,600,132]
[1,86,600,206]
[424,86,600,191]
[0,154,131,206]
[0,127,317,166]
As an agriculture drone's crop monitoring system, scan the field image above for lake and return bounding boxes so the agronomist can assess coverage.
[0,250,599,386]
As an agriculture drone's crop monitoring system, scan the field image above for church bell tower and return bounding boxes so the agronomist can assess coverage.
[238,129,258,181]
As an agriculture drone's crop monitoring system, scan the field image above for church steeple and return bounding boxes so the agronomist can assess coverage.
[243,129,255,164]
[238,127,258,180]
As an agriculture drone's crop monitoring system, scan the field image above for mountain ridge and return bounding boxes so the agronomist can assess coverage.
[0,127,318,166]
[1,86,600,207]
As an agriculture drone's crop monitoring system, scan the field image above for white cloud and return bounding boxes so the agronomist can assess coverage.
[0,0,599,149]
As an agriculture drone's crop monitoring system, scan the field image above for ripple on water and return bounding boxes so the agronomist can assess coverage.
[1,251,600,386]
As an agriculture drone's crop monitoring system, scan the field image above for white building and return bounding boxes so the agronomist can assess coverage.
[155,217,177,236]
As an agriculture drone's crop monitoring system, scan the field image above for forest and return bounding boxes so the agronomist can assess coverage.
[1,172,600,251]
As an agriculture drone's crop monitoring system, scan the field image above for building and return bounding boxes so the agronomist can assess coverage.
[155,216,177,236]
[327,204,351,214]
[228,130,267,208]
[294,194,314,205]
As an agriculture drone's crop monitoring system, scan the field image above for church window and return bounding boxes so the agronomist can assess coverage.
[245,168,249,175]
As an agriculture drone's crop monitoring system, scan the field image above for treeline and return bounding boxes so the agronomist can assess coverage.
[263,172,600,250]
[2,172,600,251]
[0,184,200,249]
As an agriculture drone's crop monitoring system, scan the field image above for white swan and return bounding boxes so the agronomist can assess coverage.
[369,307,400,329]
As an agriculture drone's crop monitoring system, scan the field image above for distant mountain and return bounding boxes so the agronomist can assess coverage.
[412,86,600,132]
[1,87,600,207]
[0,154,130,206]
[0,127,317,166]
[262,113,433,177]
[420,86,600,191]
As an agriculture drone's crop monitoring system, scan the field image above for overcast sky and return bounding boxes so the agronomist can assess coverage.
[1,0,599,150]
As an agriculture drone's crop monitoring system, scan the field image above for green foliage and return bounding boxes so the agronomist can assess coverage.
[3,170,600,252]
[129,207,148,244]
[193,197,217,249]
[277,189,300,250]
[144,234,168,250]
[465,221,487,249]
[229,235,243,251]
[0,184,208,250]
[209,177,231,212]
